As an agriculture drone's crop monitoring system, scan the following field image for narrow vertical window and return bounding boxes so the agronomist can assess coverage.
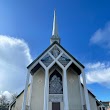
[49,70,63,94]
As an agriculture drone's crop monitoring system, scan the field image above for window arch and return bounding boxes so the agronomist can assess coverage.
[49,70,63,94]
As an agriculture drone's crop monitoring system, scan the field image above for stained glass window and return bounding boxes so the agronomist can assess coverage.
[50,46,60,58]
[58,54,70,67]
[49,70,63,94]
[41,54,53,67]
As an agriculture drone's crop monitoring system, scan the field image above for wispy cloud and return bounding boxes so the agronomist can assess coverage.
[90,22,110,49]
[85,62,110,88]
[0,35,32,93]
[87,22,110,88]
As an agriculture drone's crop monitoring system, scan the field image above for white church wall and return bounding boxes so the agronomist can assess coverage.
[49,102,52,110]
[67,68,82,110]
[13,85,30,110]
[89,93,97,110]
[60,102,64,110]
[30,67,45,110]
[81,82,98,110]
[81,85,86,106]
[10,68,99,110]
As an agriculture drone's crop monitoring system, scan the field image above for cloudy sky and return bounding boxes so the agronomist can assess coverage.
[0,0,110,101]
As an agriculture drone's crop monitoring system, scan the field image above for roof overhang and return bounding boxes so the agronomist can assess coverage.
[27,41,84,75]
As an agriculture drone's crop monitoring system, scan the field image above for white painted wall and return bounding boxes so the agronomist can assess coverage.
[89,93,97,110]
[30,67,45,110]
[67,68,82,110]
[10,67,99,110]
[67,68,98,110]
[13,85,30,110]
[81,83,98,110]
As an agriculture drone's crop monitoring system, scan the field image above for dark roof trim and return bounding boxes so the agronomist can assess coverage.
[9,100,16,108]
[57,42,85,68]
[27,41,55,68]
[17,84,30,98]
[96,99,101,106]
[81,83,96,98]
[27,41,84,69]
[17,90,24,98]
[96,100,106,107]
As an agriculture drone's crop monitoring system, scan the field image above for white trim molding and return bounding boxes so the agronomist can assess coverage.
[43,69,49,110]
[21,70,30,110]
[63,69,69,110]
[78,75,84,110]
[81,69,91,110]
[28,75,33,110]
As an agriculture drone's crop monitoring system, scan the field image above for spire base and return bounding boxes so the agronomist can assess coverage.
[50,36,60,44]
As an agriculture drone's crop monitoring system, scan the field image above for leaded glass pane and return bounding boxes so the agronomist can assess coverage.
[50,46,60,58]
[58,54,70,67]
[49,70,63,94]
[41,54,53,67]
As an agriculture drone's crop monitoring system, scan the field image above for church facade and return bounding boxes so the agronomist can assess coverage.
[9,11,106,110]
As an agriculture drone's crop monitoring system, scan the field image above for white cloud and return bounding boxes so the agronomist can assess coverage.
[0,35,32,94]
[90,22,110,49]
[2,91,12,101]
[85,62,110,88]
[0,91,17,103]
[89,22,110,88]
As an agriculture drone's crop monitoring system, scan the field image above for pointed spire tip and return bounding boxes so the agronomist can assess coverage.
[50,10,60,44]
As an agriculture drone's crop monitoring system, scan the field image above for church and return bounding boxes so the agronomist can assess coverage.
[9,11,106,110]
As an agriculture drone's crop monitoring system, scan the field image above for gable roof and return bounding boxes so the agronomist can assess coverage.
[17,84,30,98]
[9,100,16,110]
[96,100,107,107]
[27,41,84,69]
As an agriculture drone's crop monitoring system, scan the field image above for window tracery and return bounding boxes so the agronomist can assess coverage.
[49,70,63,94]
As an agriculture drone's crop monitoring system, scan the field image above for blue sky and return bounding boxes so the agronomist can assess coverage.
[0,0,110,101]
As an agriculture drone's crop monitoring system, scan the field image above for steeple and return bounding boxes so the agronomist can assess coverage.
[50,10,60,44]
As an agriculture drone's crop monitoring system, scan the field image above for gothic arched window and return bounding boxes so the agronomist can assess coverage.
[49,70,63,94]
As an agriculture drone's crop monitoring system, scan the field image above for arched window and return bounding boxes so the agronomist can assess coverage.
[49,70,63,94]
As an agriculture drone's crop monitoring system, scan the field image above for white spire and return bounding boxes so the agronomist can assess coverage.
[50,10,60,44]
[52,10,58,37]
